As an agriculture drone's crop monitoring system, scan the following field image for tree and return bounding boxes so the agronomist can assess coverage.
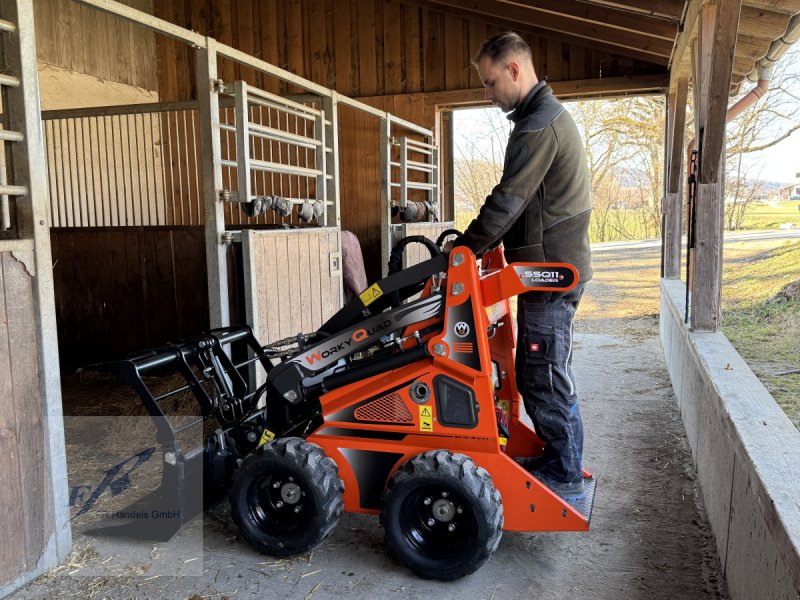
[567,95,665,242]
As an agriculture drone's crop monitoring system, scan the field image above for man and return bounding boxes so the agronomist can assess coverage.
[450,32,592,501]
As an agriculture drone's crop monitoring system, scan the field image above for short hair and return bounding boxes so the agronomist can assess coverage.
[472,32,533,66]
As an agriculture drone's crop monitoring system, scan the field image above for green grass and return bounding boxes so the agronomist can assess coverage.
[739,200,800,230]
[722,241,800,429]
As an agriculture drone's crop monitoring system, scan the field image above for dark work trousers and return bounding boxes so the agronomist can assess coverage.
[515,283,586,483]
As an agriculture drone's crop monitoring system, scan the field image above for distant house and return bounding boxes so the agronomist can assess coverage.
[768,182,800,201]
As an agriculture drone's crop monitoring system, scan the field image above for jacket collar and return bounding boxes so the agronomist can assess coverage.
[508,79,550,123]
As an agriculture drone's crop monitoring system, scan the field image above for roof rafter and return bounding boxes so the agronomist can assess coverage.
[491,0,679,40]
[409,0,673,63]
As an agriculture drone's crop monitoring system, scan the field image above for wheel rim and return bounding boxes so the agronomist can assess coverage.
[398,483,478,560]
[247,467,311,537]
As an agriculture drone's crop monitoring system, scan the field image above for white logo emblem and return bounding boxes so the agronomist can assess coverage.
[454,321,470,338]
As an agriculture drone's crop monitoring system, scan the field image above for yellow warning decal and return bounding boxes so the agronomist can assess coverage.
[359,283,384,307]
[498,400,510,413]
[419,405,433,432]
[499,437,507,446]
[258,429,276,446]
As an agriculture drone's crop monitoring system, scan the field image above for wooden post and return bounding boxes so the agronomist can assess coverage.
[196,40,230,329]
[663,77,689,279]
[690,0,741,332]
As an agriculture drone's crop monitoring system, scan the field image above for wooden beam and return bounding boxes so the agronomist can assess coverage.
[576,0,685,19]
[688,3,728,333]
[733,54,758,76]
[691,181,724,331]
[735,32,774,59]
[668,0,702,90]
[359,74,670,109]
[663,77,688,279]
[489,0,680,39]
[737,4,791,39]
[743,0,800,13]
[700,0,742,183]
[668,78,689,194]
[404,0,674,63]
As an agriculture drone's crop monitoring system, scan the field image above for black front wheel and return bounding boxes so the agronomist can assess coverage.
[380,450,503,580]
[229,438,344,557]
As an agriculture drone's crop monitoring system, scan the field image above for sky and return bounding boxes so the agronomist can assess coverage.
[742,129,800,184]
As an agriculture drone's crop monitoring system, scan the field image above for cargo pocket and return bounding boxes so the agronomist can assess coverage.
[522,316,568,393]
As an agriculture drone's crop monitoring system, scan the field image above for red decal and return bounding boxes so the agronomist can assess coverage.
[529,343,540,352]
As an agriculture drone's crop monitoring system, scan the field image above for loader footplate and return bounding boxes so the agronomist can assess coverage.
[570,476,597,523]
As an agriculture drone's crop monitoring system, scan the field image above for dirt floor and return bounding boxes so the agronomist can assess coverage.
[11,246,729,600]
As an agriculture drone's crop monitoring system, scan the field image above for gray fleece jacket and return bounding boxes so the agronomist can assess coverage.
[454,81,593,282]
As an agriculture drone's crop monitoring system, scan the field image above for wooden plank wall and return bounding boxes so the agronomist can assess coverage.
[50,227,210,369]
[152,0,655,102]
[243,227,341,345]
[338,94,436,281]
[0,252,49,584]
[33,0,157,91]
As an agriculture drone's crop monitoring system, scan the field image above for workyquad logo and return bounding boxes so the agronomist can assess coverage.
[351,319,392,342]
[454,321,470,338]
[304,319,392,366]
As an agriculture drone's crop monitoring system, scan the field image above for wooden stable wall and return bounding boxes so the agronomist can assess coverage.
[33,0,157,91]
[151,0,663,101]
[0,252,50,585]
[50,227,210,368]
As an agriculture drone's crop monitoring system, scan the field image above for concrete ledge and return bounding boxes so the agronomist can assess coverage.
[660,278,800,600]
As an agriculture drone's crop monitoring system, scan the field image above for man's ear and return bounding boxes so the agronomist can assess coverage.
[508,61,521,82]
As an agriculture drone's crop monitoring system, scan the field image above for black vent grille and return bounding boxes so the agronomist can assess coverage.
[434,375,477,428]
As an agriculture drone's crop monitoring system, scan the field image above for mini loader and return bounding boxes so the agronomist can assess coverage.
[93,237,596,580]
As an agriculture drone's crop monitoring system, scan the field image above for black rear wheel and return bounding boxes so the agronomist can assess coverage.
[381,450,503,580]
[229,438,343,557]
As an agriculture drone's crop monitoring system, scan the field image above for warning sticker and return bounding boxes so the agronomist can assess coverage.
[258,429,276,446]
[359,283,384,307]
[498,400,510,413]
[419,405,433,432]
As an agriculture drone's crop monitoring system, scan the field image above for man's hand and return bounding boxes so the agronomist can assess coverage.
[442,240,455,252]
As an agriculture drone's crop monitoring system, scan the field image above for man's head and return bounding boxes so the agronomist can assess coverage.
[473,32,538,113]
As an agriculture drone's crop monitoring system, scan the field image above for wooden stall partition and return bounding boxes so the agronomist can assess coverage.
[0,251,49,586]
[337,104,383,281]
[242,227,342,347]
[338,94,439,282]
[50,226,209,369]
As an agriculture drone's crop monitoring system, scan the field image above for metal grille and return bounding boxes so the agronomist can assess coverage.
[435,376,477,428]
[41,104,202,227]
[220,82,332,227]
[354,392,413,424]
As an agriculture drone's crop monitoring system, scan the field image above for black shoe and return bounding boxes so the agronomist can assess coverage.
[513,455,549,471]
[531,469,585,501]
